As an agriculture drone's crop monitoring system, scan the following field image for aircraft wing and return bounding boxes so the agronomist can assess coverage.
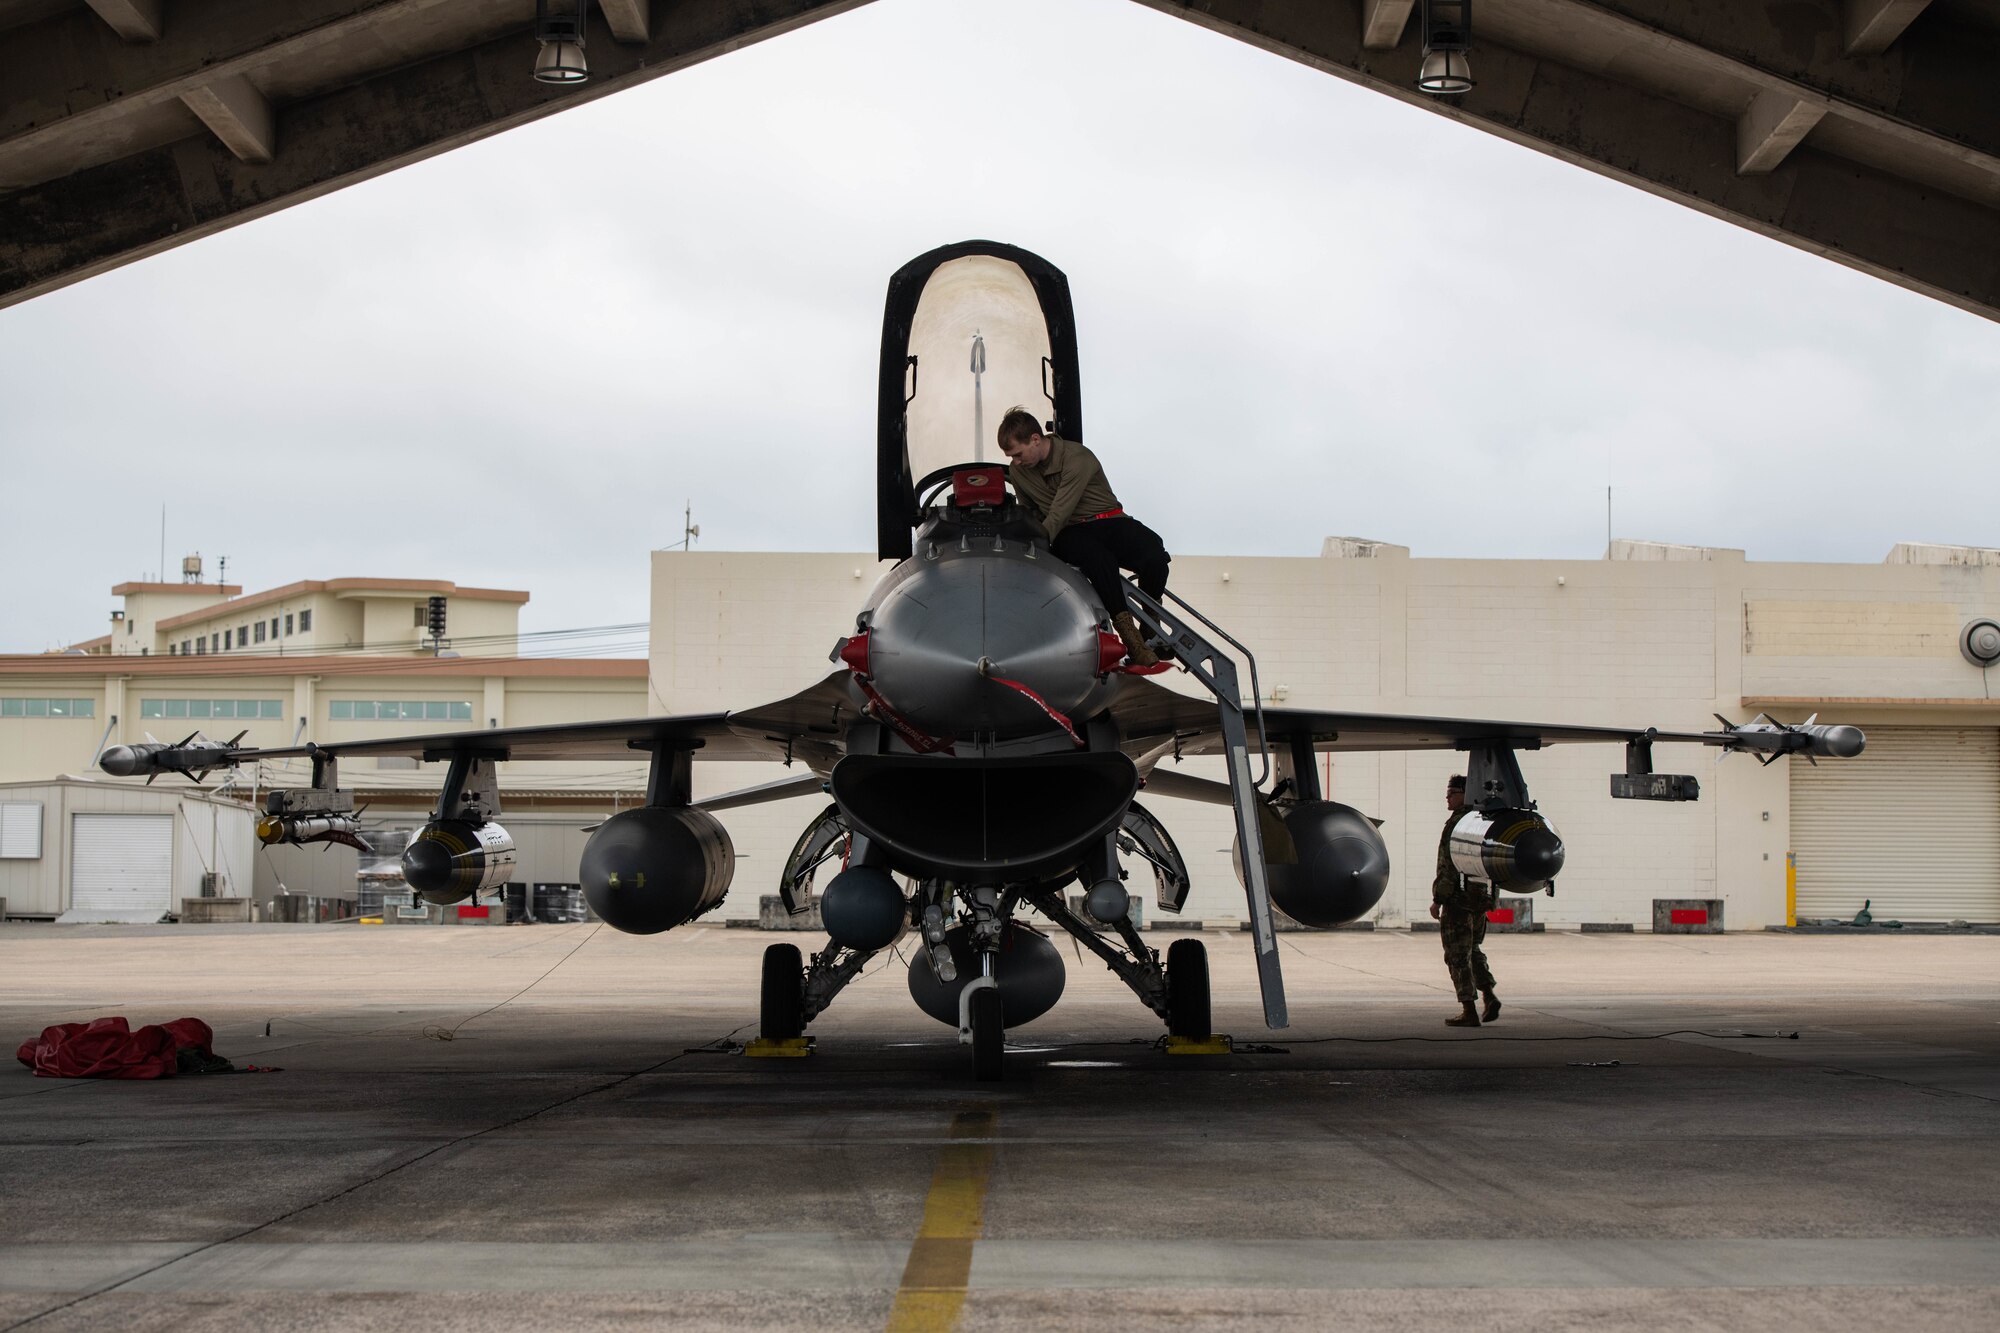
[1107,676,1863,765]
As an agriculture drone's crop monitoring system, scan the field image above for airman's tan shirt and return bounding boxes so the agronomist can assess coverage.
[1007,436,1121,536]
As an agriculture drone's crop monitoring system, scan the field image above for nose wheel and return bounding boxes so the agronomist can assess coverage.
[1165,938,1211,1038]
[969,985,1005,1081]
[760,942,804,1040]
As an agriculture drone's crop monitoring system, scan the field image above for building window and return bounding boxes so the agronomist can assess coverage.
[0,698,94,719]
[238,624,249,645]
[0,802,42,859]
[330,700,473,721]
[269,617,279,640]
[223,629,232,650]
[210,633,219,653]
[414,605,427,628]
[299,610,313,632]
[254,622,266,644]
[141,699,283,721]
[285,613,294,636]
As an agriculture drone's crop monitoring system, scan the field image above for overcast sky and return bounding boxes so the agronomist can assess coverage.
[4,0,1996,654]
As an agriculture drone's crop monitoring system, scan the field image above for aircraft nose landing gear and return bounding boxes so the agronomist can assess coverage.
[961,972,1004,1081]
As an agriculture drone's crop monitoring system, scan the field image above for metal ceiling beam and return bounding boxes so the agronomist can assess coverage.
[1133,0,2000,323]
[0,0,873,309]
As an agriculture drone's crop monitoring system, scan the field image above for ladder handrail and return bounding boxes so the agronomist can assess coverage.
[1119,580,1289,1029]
[1147,584,1272,788]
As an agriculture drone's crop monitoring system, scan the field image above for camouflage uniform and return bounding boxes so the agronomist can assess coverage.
[1433,808,1497,1005]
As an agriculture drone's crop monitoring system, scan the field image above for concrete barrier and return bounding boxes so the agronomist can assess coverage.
[758,894,824,930]
[180,897,251,924]
[1654,898,1724,934]
[1486,896,1543,933]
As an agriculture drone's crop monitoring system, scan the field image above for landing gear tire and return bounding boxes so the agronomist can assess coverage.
[970,986,1004,1082]
[760,942,804,1040]
[1166,938,1211,1038]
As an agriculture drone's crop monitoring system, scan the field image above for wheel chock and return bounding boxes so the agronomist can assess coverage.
[1164,1034,1233,1056]
[742,1036,815,1058]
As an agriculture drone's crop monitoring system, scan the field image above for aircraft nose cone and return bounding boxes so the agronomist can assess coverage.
[98,745,138,777]
[400,840,455,895]
[1822,725,1865,758]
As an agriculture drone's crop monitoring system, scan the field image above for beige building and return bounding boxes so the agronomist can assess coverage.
[649,539,2000,931]
[0,572,647,920]
[71,571,527,660]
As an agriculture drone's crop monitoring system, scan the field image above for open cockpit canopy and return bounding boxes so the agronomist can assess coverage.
[877,241,1082,560]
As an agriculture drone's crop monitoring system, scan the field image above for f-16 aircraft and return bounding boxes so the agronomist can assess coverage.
[101,241,1864,1081]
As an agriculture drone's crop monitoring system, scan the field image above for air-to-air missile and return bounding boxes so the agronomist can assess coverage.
[98,731,246,783]
[1710,713,1866,763]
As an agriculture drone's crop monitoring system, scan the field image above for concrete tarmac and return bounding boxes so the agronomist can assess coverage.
[1,922,1996,1331]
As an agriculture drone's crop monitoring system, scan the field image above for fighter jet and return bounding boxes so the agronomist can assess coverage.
[101,241,1865,1081]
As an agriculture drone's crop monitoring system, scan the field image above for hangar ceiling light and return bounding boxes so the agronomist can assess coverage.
[534,0,591,85]
[1417,0,1474,96]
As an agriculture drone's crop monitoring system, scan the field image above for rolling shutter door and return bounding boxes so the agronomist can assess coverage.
[70,814,174,914]
[1791,727,2000,923]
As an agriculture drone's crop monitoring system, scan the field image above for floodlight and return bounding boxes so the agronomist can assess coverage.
[1418,0,1474,95]
[534,0,590,85]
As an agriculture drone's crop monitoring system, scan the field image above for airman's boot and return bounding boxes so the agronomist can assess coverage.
[1481,990,1501,1023]
[1444,1003,1481,1027]
[1113,612,1160,667]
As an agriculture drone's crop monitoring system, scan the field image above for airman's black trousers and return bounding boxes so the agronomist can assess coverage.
[1052,515,1170,618]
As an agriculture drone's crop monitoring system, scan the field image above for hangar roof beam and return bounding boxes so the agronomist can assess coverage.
[179,75,276,165]
[599,0,652,45]
[1845,0,1933,55]
[1139,0,2000,322]
[83,0,160,42]
[1362,0,1416,50]
[0,0,870,310]
[1737,90,1828,176]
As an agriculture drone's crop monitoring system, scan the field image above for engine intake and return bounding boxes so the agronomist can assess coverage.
[580,806,734,935]
[830,751,1136,880]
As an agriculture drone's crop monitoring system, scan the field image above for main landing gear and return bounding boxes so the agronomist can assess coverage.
[755,939,880,1052]
[756,888,1217,1081]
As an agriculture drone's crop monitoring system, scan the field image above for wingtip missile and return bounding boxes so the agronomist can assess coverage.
[1707,715,1865,762]
[96,732,247,780]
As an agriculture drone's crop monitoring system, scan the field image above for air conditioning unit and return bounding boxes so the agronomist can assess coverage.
[199,872,222,897]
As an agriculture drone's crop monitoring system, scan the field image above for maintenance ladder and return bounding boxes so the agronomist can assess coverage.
[1121,581,1289,1029]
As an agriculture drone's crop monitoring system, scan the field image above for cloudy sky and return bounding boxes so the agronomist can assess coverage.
[4,0,1996,654]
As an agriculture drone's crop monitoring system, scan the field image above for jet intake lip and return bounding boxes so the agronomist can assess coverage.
[830,751,1138,880]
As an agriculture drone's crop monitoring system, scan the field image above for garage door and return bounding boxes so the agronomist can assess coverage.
[70,813,174,917]
[1792,727,2000,923]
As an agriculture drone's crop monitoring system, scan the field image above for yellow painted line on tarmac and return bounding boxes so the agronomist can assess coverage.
[885,1108,997,1333]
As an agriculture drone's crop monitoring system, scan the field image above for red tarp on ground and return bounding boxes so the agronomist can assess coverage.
[14,1016,215,1080]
